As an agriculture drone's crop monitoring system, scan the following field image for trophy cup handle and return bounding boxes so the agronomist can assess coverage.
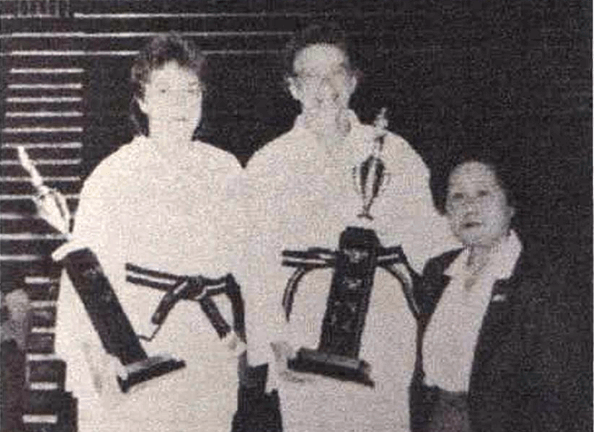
[282,267,314,321]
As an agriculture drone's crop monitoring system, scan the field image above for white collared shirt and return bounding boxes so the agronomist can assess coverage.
[423,231,523,391]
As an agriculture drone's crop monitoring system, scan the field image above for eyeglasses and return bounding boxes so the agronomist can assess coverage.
[293,66,351,87]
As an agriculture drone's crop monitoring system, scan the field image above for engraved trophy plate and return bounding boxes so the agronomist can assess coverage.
[282,109,413,386]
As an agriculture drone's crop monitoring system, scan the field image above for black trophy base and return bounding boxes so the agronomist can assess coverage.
[117,354,186,393]
[288,348,374,387]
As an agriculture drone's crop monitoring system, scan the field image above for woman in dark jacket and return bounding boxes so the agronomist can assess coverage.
[409,156,588,432]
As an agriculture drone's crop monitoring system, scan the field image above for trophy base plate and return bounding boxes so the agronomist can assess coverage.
[288,348,374,387]
[117,354,186,393]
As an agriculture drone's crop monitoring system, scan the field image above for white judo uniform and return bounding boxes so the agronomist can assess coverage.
[55,136,244,432]
[240,112,456,432]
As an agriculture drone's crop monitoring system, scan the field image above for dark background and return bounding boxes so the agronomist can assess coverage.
[80,0,591,281]
[1,0,590,306]
[0,2,590,429]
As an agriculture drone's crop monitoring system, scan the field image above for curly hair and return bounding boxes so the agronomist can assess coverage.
[129,33,207,136]
[430,153,518,216]
[282,21,354,78]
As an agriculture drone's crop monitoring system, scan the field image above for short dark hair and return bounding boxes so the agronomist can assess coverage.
[282,22,354,78]
[430,153,518,216]
[129,32,207,136]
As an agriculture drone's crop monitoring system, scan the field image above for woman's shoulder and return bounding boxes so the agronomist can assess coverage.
[190,140,242,171]
[88,137,148,177]
[246,127,310,174]
[510,242,570,287]
[423,248,464,277]
[79,137,152,199]
[413,248,464,316]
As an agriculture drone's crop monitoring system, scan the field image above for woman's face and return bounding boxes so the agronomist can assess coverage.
[138,61,203,141]
[446,161,515,249]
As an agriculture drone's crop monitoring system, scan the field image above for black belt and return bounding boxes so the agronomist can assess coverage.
[125,263,245,342]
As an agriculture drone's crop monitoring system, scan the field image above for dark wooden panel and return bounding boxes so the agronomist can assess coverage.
[70,0,395,14]
[0,14,302,34]
[1,130,83,144]
[0,217,60,235]
[6,73,85,85]
[24,389,69,414]
[2,32,290,53]
[2,163,82,177]
[27,332,55,354]
[1,146,81,161]
[1,55,85,69]
[0,181,81,198]
[31,306,57,327]
[26,281,60,301]
[28,359,66,384]
[4,101,82,112]
[3,116,84,129]
[1,238,65,256]
[4,87,83,98]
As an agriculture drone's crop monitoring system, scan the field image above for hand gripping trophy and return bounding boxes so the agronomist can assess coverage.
[281,110,419,386]
[18,147,195,393]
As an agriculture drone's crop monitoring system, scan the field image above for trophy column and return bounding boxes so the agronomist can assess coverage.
[319,227,379,358]
[287,227,379,387]
[60,248,185,393]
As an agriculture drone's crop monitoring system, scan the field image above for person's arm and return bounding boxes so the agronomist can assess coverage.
[236,162,288,371]
[54,165,128,405]
[380,134,456,272]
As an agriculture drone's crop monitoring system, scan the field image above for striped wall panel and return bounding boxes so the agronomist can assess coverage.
[1,64,83,274]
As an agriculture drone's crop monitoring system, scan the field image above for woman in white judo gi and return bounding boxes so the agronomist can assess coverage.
[54,33,244,432]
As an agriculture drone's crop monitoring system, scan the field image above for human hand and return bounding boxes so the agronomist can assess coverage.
[51,237,90,262]
[34,187,71,235]
[80,343,127,407]
[221,331,247,357]
[270,341,318,384]
[387,262,414,290]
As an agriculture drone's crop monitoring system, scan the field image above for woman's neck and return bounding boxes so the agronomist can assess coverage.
[466,234,509,275]
[147,134,195,165]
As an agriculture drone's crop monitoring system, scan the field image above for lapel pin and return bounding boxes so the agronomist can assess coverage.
[491,293,507,302]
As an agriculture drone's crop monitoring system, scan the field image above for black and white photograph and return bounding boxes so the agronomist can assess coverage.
[0,1,591,431]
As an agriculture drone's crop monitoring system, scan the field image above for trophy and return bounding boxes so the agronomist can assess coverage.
[282,109,419,386]
[352,107,390,220]
[18,147,185,393]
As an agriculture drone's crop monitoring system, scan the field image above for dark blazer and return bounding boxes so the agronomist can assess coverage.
[410,244,590,432]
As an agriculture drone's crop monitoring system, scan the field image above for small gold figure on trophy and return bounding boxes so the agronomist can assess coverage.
[352,108,390,220]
